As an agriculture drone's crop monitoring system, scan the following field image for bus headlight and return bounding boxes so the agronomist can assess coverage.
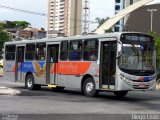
[119,73,126,80]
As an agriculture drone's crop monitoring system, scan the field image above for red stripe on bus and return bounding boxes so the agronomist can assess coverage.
[50,62,91,75]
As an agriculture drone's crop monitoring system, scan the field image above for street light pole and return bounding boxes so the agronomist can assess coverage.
[147,9,157,31]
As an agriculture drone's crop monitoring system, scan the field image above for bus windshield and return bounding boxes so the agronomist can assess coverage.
[118,34,155,75]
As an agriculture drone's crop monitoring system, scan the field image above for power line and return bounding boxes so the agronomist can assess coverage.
[0,4,47,16]
[0,4,99,24]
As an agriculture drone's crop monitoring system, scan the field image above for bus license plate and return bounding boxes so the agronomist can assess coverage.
[139,84,145,88]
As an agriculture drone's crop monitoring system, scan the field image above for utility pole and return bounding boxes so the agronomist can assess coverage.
[147,9,157,31]
[83,0,90,34]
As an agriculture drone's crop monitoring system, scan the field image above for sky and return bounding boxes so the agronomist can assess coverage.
[0,0,159,32]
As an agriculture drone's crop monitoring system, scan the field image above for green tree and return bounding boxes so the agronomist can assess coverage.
[0,27,11,59]
[0,23,7,29]
[149,31,160,62]
[11,21,31,29]
[149,31,160,80]
[95,17,112,33]
[95,17,109,28]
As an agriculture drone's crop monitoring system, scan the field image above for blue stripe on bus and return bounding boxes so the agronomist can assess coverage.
[144,76,154,82]
[18,61,46,73]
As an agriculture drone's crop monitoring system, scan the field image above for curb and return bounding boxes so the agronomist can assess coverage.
[0,86,21,96]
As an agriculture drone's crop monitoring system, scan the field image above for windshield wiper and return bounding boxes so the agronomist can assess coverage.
[131,44,139,56]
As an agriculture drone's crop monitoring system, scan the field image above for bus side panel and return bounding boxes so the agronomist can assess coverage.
[49,63,58,84]
[84,62,100,90]
[23,61,34,83]
[57,75,66,87]
[56,62,100,90]
[49,73,55,84]
[32,61,46,85]
[3,61,16,81]
[23,61,46,85]
[58,75,82,89]
[56,62,89,89]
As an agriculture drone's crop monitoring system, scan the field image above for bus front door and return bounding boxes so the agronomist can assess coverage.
[15,46,24,82]
[100,41,116,89]
[46,44,59,84]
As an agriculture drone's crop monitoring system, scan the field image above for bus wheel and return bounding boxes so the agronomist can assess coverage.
[25,74,41,90]
[114,91,128,98]
[83,78,97,97]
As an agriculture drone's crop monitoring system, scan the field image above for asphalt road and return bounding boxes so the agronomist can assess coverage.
[0,77,160,120]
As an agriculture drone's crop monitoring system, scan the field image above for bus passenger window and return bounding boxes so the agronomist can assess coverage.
[35,43,46,61]
[69,41,82,61]
[5,45,16,60]
[60,41,68,61]
[90,54,97,61]
[25,44,35,61]
[83,39,98,61]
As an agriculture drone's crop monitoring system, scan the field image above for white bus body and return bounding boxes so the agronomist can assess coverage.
[3,32,156,97]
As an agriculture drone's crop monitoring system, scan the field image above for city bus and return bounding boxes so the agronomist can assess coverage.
[3,32,156,97]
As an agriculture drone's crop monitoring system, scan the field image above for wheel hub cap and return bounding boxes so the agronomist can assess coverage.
[27,78,32,88]
[86,82,94,93]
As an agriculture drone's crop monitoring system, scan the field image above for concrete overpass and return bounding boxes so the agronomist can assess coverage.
[95,0,154,34]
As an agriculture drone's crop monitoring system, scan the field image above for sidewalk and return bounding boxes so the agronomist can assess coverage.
[0,77,22,95]
[0,86,21,95]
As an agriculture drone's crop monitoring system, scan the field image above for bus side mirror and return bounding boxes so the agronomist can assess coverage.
[117,41,122,58]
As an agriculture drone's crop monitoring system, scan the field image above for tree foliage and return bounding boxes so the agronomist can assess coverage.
[95,17,112,33]
[149,31,160,62]
[11,21,31,29]
[0,20,31,59]
[0,23,7,29]
[149,31,160,73]
[0,21,31,29]
[95,17,109,28]
[0,27,11,59]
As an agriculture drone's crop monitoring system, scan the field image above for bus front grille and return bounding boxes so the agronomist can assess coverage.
[133,85,150,89]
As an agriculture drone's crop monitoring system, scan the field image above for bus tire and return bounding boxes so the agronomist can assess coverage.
[156,75,160,85]
[25,74,40,90]
[114,91,128,98]
[83,78,97,97]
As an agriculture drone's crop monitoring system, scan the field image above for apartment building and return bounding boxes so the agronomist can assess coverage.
[114,0,140,32]
[47,0,82,37]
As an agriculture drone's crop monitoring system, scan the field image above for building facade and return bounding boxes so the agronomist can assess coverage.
[125,0,140,7]
[114,0,125,32]
[47,0,82,36]
[114,0,140,32]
